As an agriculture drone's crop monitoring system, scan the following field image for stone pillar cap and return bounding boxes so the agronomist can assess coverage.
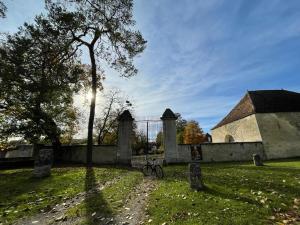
[118,110,134,121]
[161,108,177,120]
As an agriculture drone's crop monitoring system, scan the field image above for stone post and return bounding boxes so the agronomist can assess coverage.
[189,162,204,191]
[161,108,178,164]
[33,145,53,178]
[117,110,134,165]
[253,154,264,166]
[189,146,204,191]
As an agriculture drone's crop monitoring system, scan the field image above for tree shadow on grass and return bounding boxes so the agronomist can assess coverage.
[162,164,300,207]
[0,168,78,207]
[202,185,261,206]
[234,164,300,173]
[84,166,113,225]
[162,169,261,206]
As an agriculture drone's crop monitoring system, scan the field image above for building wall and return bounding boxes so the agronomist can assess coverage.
[177,142,265,163]
[256,112,300,159]
[211,114,262,143]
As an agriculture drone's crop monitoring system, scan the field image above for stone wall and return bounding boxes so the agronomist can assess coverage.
[57,145,117,164]
[4,145,33,158]
[212,114,262,143]
[93,145,118,164]
[1,144,117,164]
[177,142,265,163]
[177,144,191,163]
[256,112,300,159]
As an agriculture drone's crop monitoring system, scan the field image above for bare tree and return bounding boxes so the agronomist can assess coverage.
[95,89,133,145]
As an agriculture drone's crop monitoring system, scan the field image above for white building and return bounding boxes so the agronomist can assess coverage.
[212,90,300,159]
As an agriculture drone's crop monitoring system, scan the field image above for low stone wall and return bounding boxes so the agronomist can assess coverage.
[4,145,33,158]
[0,151,7,158]
[93,145,118,164]
[57,145,117,164]
[177,142,265,163]
[202,142,265,162]
[177,144,191,163]
[1,142,265,166]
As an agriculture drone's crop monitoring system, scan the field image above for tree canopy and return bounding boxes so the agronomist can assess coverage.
[175,113,187,144]
[0,17,85,147]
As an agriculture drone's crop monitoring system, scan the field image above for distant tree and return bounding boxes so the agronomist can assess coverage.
[183,120,206,144]
[102,131,117,145]
[60,119,81,144]
[175,113,187,144]
[0,1,6,18]
[0,18,85,149]
[155,131,163,147]
[132,130,147,155]
[70,138,88,145]
[45,0,147,165]
[95,89,133,145]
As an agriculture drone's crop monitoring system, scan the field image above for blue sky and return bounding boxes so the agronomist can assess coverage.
[1,0,300,133]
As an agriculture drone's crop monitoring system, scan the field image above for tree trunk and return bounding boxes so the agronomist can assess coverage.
[97,133,102,145]
[87,46,97,166]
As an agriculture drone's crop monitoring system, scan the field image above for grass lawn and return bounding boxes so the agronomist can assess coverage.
[0,166,135,225]
[0,159,299,225]
[147,159,300,225]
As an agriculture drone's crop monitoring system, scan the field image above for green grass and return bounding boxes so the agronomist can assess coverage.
[1,159,299,225]
[67,168,143,225]
[0,166,131,225]
[146,159,300,225]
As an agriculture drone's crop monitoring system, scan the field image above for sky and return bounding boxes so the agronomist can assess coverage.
[1,0,300,135]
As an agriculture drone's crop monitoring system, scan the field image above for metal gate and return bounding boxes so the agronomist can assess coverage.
[132,117,163,156]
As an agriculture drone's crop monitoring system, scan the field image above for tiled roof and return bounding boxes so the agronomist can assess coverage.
[212,90,300,130]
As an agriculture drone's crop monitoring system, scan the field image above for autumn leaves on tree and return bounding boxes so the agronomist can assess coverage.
[183,120,206,144]
[175,115,206,145]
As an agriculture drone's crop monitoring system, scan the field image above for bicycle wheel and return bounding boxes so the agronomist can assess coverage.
[155,165,164,178]
[142,165,152,176]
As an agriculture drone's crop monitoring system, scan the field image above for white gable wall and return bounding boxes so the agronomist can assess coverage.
[256,112,300,159]
[211,114,262,143]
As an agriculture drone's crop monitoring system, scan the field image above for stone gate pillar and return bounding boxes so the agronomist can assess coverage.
[161,108,178,164]
[117,110,134,165]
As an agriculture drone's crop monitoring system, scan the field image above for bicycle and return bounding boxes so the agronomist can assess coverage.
[142,158,164,178]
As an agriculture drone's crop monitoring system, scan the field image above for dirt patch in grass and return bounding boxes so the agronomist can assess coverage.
[114,177,158,225]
